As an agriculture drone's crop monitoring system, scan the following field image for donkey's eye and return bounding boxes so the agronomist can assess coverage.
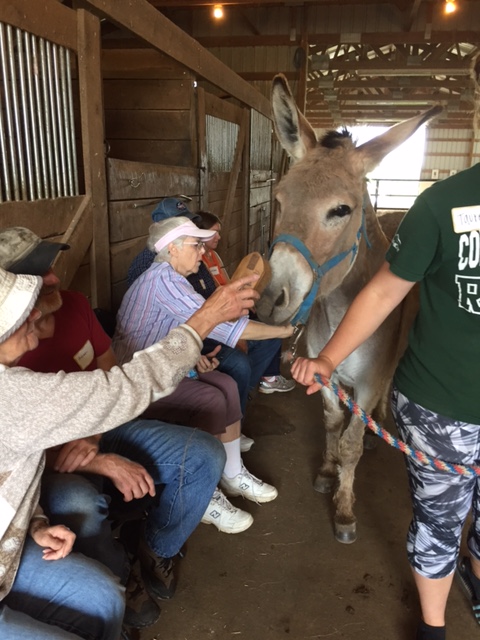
[327,204,351,219]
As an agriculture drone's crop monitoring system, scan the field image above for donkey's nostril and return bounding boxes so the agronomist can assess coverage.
[274,289,285,308]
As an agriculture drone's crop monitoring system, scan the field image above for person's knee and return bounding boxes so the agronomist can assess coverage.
[42,473,110,536]
[196,387,226,420]
[407,518,461,578]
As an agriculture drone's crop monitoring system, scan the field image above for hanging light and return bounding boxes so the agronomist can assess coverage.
[213,4,224,19]
[445,0,457,14]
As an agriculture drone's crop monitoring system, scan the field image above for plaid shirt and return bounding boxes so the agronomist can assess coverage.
[113,261,248,364]
[128,247,155,287]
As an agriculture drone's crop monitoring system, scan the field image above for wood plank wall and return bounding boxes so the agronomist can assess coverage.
[96,49,201,310]
[201,91,249,275]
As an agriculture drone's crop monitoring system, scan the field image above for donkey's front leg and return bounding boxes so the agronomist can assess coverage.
[333,414,365,544]
[314,388,344,494]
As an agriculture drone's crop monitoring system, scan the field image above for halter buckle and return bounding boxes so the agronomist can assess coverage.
[287,323,305,362]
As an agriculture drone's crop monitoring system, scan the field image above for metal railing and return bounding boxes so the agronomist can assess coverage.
[368,178,436,212]
[0,21,79,203]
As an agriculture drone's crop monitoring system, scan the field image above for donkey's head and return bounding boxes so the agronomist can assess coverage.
[257,74,441,325]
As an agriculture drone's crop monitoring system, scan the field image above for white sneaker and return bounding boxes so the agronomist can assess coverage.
[220,465,278,504]
[259,375,296,394]
[201,489,253,534]
[240,434,254,452]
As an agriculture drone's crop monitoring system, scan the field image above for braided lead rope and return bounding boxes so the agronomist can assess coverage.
[314,373,480,478]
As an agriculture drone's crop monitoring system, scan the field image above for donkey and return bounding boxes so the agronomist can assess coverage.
[256,74,441,543]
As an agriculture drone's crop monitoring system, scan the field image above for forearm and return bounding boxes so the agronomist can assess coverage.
[240,320,292,341]
[2,326,200,455]
[76,452,121,480]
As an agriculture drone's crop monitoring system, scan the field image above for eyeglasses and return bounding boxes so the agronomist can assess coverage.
[183,240,205,251]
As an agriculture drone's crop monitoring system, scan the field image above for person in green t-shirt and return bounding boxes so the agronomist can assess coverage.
[291,55,480,640]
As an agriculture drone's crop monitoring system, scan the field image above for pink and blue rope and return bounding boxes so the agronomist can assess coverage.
[314,373,480,478]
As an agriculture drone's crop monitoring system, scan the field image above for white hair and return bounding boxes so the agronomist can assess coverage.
[147,216,191,263]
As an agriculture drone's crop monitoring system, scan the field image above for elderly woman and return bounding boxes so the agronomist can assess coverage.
[0,266,257,639]
[114,217,293,535]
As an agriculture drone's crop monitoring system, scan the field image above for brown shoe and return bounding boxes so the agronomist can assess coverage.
[138,537,177,600]
[124,558,160,628]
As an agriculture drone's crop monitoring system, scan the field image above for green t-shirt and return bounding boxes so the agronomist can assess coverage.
[385,163,480,423]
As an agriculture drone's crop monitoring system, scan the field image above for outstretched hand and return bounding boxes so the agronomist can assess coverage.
[187,275,260,340]
[291,354,335,395]
[205,274,260,320]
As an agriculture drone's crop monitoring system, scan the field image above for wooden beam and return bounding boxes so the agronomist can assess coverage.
[0,197,86,238]
[0,0,77,50]
[308,78,468,90]
[222,110,248,249]
[404,0,423,32]
[153,0,408,6]
[295,7,308,115]
[77,9,111,308]
[81,0,271,118]
[195,31,480,48]
[238,71,297,81]
[197,87,209,210]
[54,196,93,290]
[314,93,472,104]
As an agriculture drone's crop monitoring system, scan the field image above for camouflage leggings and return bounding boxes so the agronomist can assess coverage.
[391,387,480,579]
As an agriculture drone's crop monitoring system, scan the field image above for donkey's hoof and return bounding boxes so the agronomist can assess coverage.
[334,522,357,544]
[313,474,335,494]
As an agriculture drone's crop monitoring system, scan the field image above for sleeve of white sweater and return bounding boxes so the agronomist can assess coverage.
[0,324,202,459]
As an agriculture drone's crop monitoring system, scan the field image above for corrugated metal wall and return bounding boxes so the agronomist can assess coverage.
[206,114,239,172]
[422,127,480,180]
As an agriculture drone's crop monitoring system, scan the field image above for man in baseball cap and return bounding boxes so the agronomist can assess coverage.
[0,226,69,276]
[151,197,201,224]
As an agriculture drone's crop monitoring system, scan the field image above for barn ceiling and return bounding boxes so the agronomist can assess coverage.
[147,0,480,129]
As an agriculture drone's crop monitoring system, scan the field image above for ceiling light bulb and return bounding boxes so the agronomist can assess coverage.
[213,4,224,19]
[445,0,457,14]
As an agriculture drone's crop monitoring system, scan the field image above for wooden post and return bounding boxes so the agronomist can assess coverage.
[242,108,251,255]
[222,109,248,249]
[76,9,111,309]
[197,87,209,211]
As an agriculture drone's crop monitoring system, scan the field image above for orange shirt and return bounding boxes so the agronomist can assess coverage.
[202,250,229,287]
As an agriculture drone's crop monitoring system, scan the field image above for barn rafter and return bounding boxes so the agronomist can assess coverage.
[147,0,480,127]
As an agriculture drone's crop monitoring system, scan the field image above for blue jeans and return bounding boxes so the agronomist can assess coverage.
[203,338,281,413]
[42,420,224,569]
[41,472,129,582]
[100,420,225,558]
[1,537,124,640]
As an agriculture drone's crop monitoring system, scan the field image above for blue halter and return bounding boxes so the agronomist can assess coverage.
[269,208,371,326]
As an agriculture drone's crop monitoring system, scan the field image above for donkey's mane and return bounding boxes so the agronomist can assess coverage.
[319,128,352,149]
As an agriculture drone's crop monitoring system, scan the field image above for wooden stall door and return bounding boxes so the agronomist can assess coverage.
[0,1,110,308]
[249,109,276,256]
[102,48,200,309]
[198,89,250,274]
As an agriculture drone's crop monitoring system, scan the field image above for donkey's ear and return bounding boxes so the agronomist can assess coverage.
[354,105,442,174]
[271,74,317,162]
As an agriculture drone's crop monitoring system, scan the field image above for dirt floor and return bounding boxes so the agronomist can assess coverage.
[138,383,478,640]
